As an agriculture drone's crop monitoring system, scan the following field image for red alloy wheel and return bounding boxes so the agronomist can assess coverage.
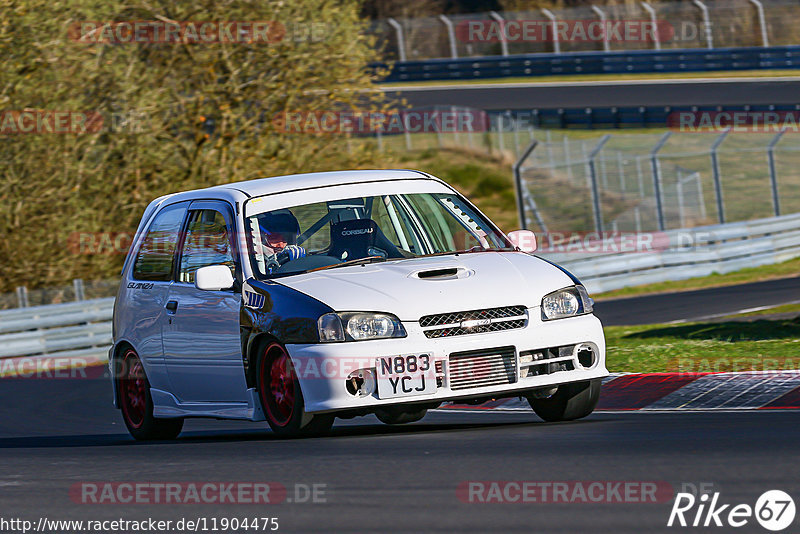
[260,344,296,427]
[120,350,146,429]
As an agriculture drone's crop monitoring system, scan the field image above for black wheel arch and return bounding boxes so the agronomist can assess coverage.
[110,340,136,408]
[244,332,283,389]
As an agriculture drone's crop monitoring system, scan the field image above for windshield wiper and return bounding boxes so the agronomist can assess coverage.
[310,255,388,272]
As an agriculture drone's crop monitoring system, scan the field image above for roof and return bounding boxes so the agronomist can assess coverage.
[212,169,435,198]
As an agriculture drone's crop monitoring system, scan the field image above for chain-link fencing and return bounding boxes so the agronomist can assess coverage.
[517,129,800,233]
[373,0,800,61]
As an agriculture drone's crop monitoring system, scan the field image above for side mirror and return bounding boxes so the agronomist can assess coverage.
[195,265,235,291]
[507,230,537,253]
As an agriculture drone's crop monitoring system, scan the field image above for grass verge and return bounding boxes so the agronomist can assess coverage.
[605,305,800,374]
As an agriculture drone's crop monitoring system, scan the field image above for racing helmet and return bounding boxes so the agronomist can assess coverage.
[258,209,301,247]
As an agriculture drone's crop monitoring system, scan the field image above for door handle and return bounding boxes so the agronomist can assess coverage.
[165,300,178,313]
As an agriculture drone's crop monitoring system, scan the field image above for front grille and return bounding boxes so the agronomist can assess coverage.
[419,306,527,339]
[448,346,516,391]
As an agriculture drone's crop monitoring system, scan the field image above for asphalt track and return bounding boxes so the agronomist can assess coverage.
[2,379,800,533]
[2,278,800,533]
[384,76,800,110]
[593,276,800,326]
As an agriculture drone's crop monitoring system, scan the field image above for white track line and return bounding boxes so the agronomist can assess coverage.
[666,299,800,324]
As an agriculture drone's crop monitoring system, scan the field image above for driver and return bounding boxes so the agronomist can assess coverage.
[257,209,306,273]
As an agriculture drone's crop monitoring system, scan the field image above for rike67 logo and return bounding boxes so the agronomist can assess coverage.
[668,490,796,531]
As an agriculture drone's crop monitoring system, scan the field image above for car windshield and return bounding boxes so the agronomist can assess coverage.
[245,193,512,278]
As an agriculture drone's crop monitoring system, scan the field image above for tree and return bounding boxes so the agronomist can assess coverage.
[0,0,387,291]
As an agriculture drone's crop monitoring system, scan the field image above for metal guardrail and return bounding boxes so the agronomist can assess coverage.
[547,213,800,293]
[378,45,800,82]
[0,298,114,369]
[1,214,798,358]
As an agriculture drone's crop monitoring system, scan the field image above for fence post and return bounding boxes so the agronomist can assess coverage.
[767,128,787,216]
[541,9,561,54]
[403,112,412,150]
[588,135,612,233]
[634,206,642,232]
[467,108,475,148]
[692,0,714,49]
[676,169,686,228]
[16,286,29,308]
[435,110,443,148]
[650,132,672,231]
[73,279,85,302]
[451,106,461,146]
[636,155,645,198]
[710,128,730,223]
[591,5,611,52]
[489,11,509,56]
[600,147,609,189]
[513,140,547,232]
[695,172,708,220]
[749,0,769,47]
[438,14,458,58]
[375,127,384,152]
[641,2,661,50]
[564,135,573,181]
[545,129,554,168]
[387,18,407,62]
[497,115,505,153]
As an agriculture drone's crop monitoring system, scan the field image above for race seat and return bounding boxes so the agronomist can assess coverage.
[328,219,404,261]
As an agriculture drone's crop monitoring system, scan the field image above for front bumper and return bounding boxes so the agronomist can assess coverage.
[287,309,607,413]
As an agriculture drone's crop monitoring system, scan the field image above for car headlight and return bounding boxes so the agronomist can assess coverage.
[318,312,407,342]
[541,285,594,321]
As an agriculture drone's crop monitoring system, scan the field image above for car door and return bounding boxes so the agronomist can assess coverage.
[162,200,247,403]
[123,201,190,391]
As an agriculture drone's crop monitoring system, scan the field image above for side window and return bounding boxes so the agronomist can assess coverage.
[179,209,235,284]
[132,203,188,281]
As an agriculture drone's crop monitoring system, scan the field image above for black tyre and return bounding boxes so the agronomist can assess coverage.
[257,342,334,438]
[527,379,601,422]
[118,349,184,440]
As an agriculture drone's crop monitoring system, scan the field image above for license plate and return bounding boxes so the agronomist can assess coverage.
[376,354,437,399]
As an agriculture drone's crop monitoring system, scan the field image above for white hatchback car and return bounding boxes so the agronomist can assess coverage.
[111,170,607,439]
